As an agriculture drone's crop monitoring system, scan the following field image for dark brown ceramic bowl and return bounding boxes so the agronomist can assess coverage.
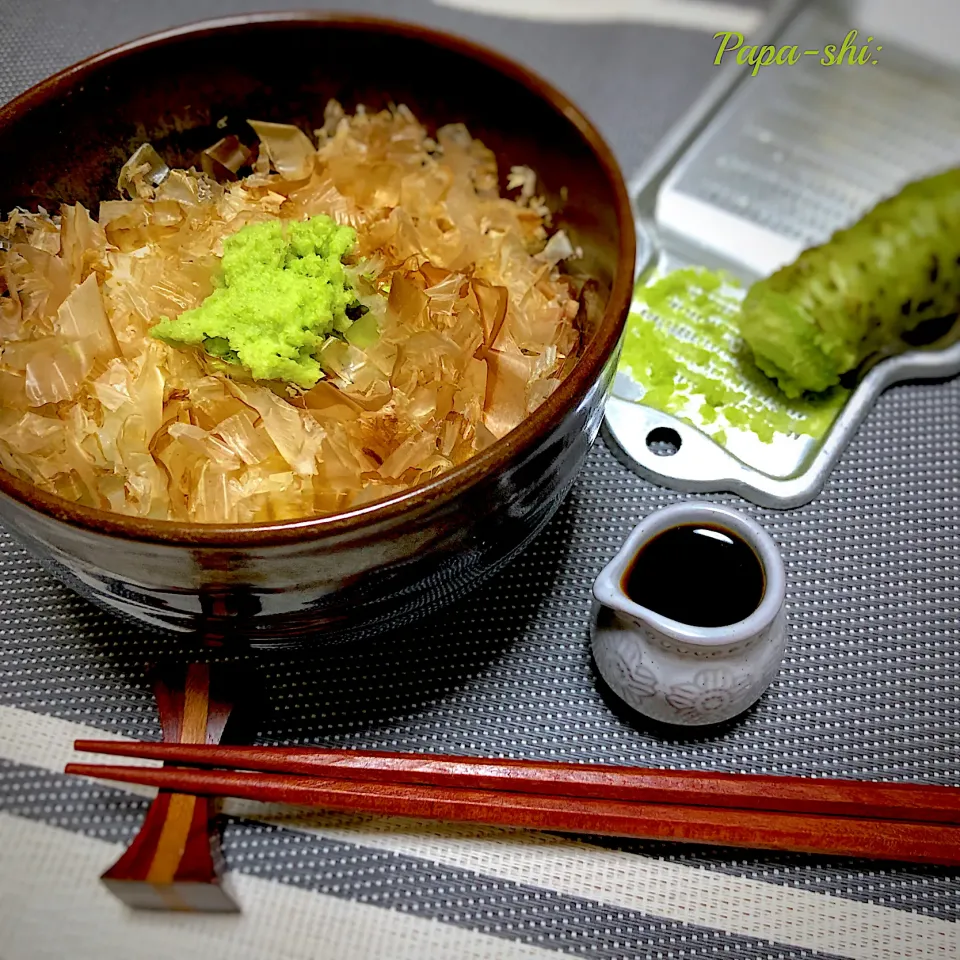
[0,13,634,648]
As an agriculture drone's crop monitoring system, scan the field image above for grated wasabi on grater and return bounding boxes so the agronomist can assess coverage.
[618,267,849,452]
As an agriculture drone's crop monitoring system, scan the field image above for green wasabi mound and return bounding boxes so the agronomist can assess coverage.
[151,215,359,387]
[739,167,960,398]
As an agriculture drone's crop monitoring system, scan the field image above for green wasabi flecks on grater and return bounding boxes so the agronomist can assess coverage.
[618,267,849,446]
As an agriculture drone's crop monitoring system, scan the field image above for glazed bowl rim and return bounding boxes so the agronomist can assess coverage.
[0,11,635,547]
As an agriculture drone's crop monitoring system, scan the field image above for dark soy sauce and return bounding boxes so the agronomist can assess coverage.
[622,524,764,628]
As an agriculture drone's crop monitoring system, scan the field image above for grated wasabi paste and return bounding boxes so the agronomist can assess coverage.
[151,215,363,387]
[619,267,847,444]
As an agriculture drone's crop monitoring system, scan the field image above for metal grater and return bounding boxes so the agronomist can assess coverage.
[605,0,960,508]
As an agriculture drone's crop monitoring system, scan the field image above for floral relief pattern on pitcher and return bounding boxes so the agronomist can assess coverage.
[604,635,659,701]
[663,668,753,725]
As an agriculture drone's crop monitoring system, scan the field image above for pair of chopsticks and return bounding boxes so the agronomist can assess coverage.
[67,741,960,866]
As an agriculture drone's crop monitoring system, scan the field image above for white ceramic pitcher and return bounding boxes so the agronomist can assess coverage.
[591,502,787,727]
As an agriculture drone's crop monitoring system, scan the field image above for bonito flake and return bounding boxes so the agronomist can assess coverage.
[0,103,583,522]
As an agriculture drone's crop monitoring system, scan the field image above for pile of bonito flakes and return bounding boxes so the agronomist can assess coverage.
[0,102,583,522]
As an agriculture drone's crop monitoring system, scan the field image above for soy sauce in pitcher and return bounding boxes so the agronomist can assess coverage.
[622,524,764,628]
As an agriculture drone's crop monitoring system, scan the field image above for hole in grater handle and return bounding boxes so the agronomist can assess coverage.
[646,427,682,457]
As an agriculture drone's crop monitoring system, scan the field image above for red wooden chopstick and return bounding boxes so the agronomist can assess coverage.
[64,760,960,866]
[72,740,960,824]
